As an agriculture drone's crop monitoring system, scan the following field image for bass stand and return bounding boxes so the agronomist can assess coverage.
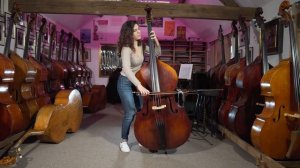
[189,89,223,145]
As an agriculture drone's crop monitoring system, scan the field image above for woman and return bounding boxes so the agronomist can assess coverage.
[117,20,161,152]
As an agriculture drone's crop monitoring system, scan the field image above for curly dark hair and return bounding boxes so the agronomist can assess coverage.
[117,20,142,56]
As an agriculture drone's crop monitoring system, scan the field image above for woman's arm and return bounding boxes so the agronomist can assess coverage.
[152,31,161,56]
[145,44,161,57]
[121,47,150,95]
[144,30,161,57]
[121,47,141,87]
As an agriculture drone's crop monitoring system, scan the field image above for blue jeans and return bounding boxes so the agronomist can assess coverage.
[117,75,143,140]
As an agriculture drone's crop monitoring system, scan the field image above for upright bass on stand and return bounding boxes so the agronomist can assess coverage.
[134,5,191,152]
[251,0,300,160]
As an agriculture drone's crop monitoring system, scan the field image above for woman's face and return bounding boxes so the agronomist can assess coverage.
[132,24,141,41]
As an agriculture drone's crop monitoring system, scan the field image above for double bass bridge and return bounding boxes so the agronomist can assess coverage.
[152,105,166,110]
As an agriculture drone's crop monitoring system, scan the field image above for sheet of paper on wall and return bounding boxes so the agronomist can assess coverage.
[178,64,193,80]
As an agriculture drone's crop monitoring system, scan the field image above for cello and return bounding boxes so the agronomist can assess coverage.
[251,0,300,160]
[227,8,266,141]
[134,5,191,151]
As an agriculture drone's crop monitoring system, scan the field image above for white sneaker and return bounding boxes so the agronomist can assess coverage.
[120,141,130,152]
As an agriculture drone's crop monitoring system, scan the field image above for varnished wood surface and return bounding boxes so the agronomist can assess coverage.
[12,0,256,20]
[219,0,239,7]
[33,89,83,143]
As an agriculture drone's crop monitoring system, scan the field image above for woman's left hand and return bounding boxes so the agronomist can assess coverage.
[150,31,157,41]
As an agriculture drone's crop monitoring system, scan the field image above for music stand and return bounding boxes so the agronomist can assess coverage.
[189,89,222,145]
[178,64,193,89]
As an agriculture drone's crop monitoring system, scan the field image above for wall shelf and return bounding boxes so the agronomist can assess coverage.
[157,39,207,73]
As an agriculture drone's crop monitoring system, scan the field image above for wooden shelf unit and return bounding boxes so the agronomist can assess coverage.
[158,39,207,73]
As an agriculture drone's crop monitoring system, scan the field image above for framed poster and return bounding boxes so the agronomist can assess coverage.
[265,18,283,55]
[80,29,91,43]
[176,26,186,40]
[164,21,175,36]
[16,26,25,49]
[0,20,4,45]
[5,12,15,38]
[84,48,91,62]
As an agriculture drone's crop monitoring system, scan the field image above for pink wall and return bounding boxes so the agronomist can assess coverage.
[74,16,200,85]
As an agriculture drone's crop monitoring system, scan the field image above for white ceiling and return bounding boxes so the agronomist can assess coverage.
[42,0,273,42]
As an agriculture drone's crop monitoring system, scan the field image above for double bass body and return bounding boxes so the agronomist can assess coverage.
[251,59,292,159]
[251,1,300,160]
[135,61,191,150]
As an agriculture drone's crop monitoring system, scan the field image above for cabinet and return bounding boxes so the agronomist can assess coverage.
[189,41,206,72]
[158,40,207,73]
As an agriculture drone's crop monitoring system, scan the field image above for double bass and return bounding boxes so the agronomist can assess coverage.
[251,0,300,160]
[42,26,68,101]
[227,8,266,141]
[0,10,24,142]
[218,16,247,127]
[209,24,237,119]
[134,5,191,151]
[28,14,51,108]
[10,11,38,123]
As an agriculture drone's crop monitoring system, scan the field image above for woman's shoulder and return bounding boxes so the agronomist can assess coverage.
[121,46,132,53]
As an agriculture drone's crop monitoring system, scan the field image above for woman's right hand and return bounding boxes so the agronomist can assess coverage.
[137,84,150,96]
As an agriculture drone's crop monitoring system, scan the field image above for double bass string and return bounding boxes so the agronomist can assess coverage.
[133,89,223,96]
[288,5,300,109]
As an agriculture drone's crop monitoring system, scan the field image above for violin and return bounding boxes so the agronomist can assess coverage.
[134,5,191,151]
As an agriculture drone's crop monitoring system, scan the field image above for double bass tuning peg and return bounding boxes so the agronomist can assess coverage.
[256,102,265,107]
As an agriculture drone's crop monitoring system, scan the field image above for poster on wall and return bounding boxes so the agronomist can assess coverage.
[164,21,175,36]
[137,17,163,27]
[176,26,186,40]
[80,29,91,43]
[93,19,108,41]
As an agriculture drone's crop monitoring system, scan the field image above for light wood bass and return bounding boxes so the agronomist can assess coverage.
[8,89,83,160]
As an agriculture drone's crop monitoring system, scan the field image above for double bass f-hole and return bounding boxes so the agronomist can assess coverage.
[273,105,285,122]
